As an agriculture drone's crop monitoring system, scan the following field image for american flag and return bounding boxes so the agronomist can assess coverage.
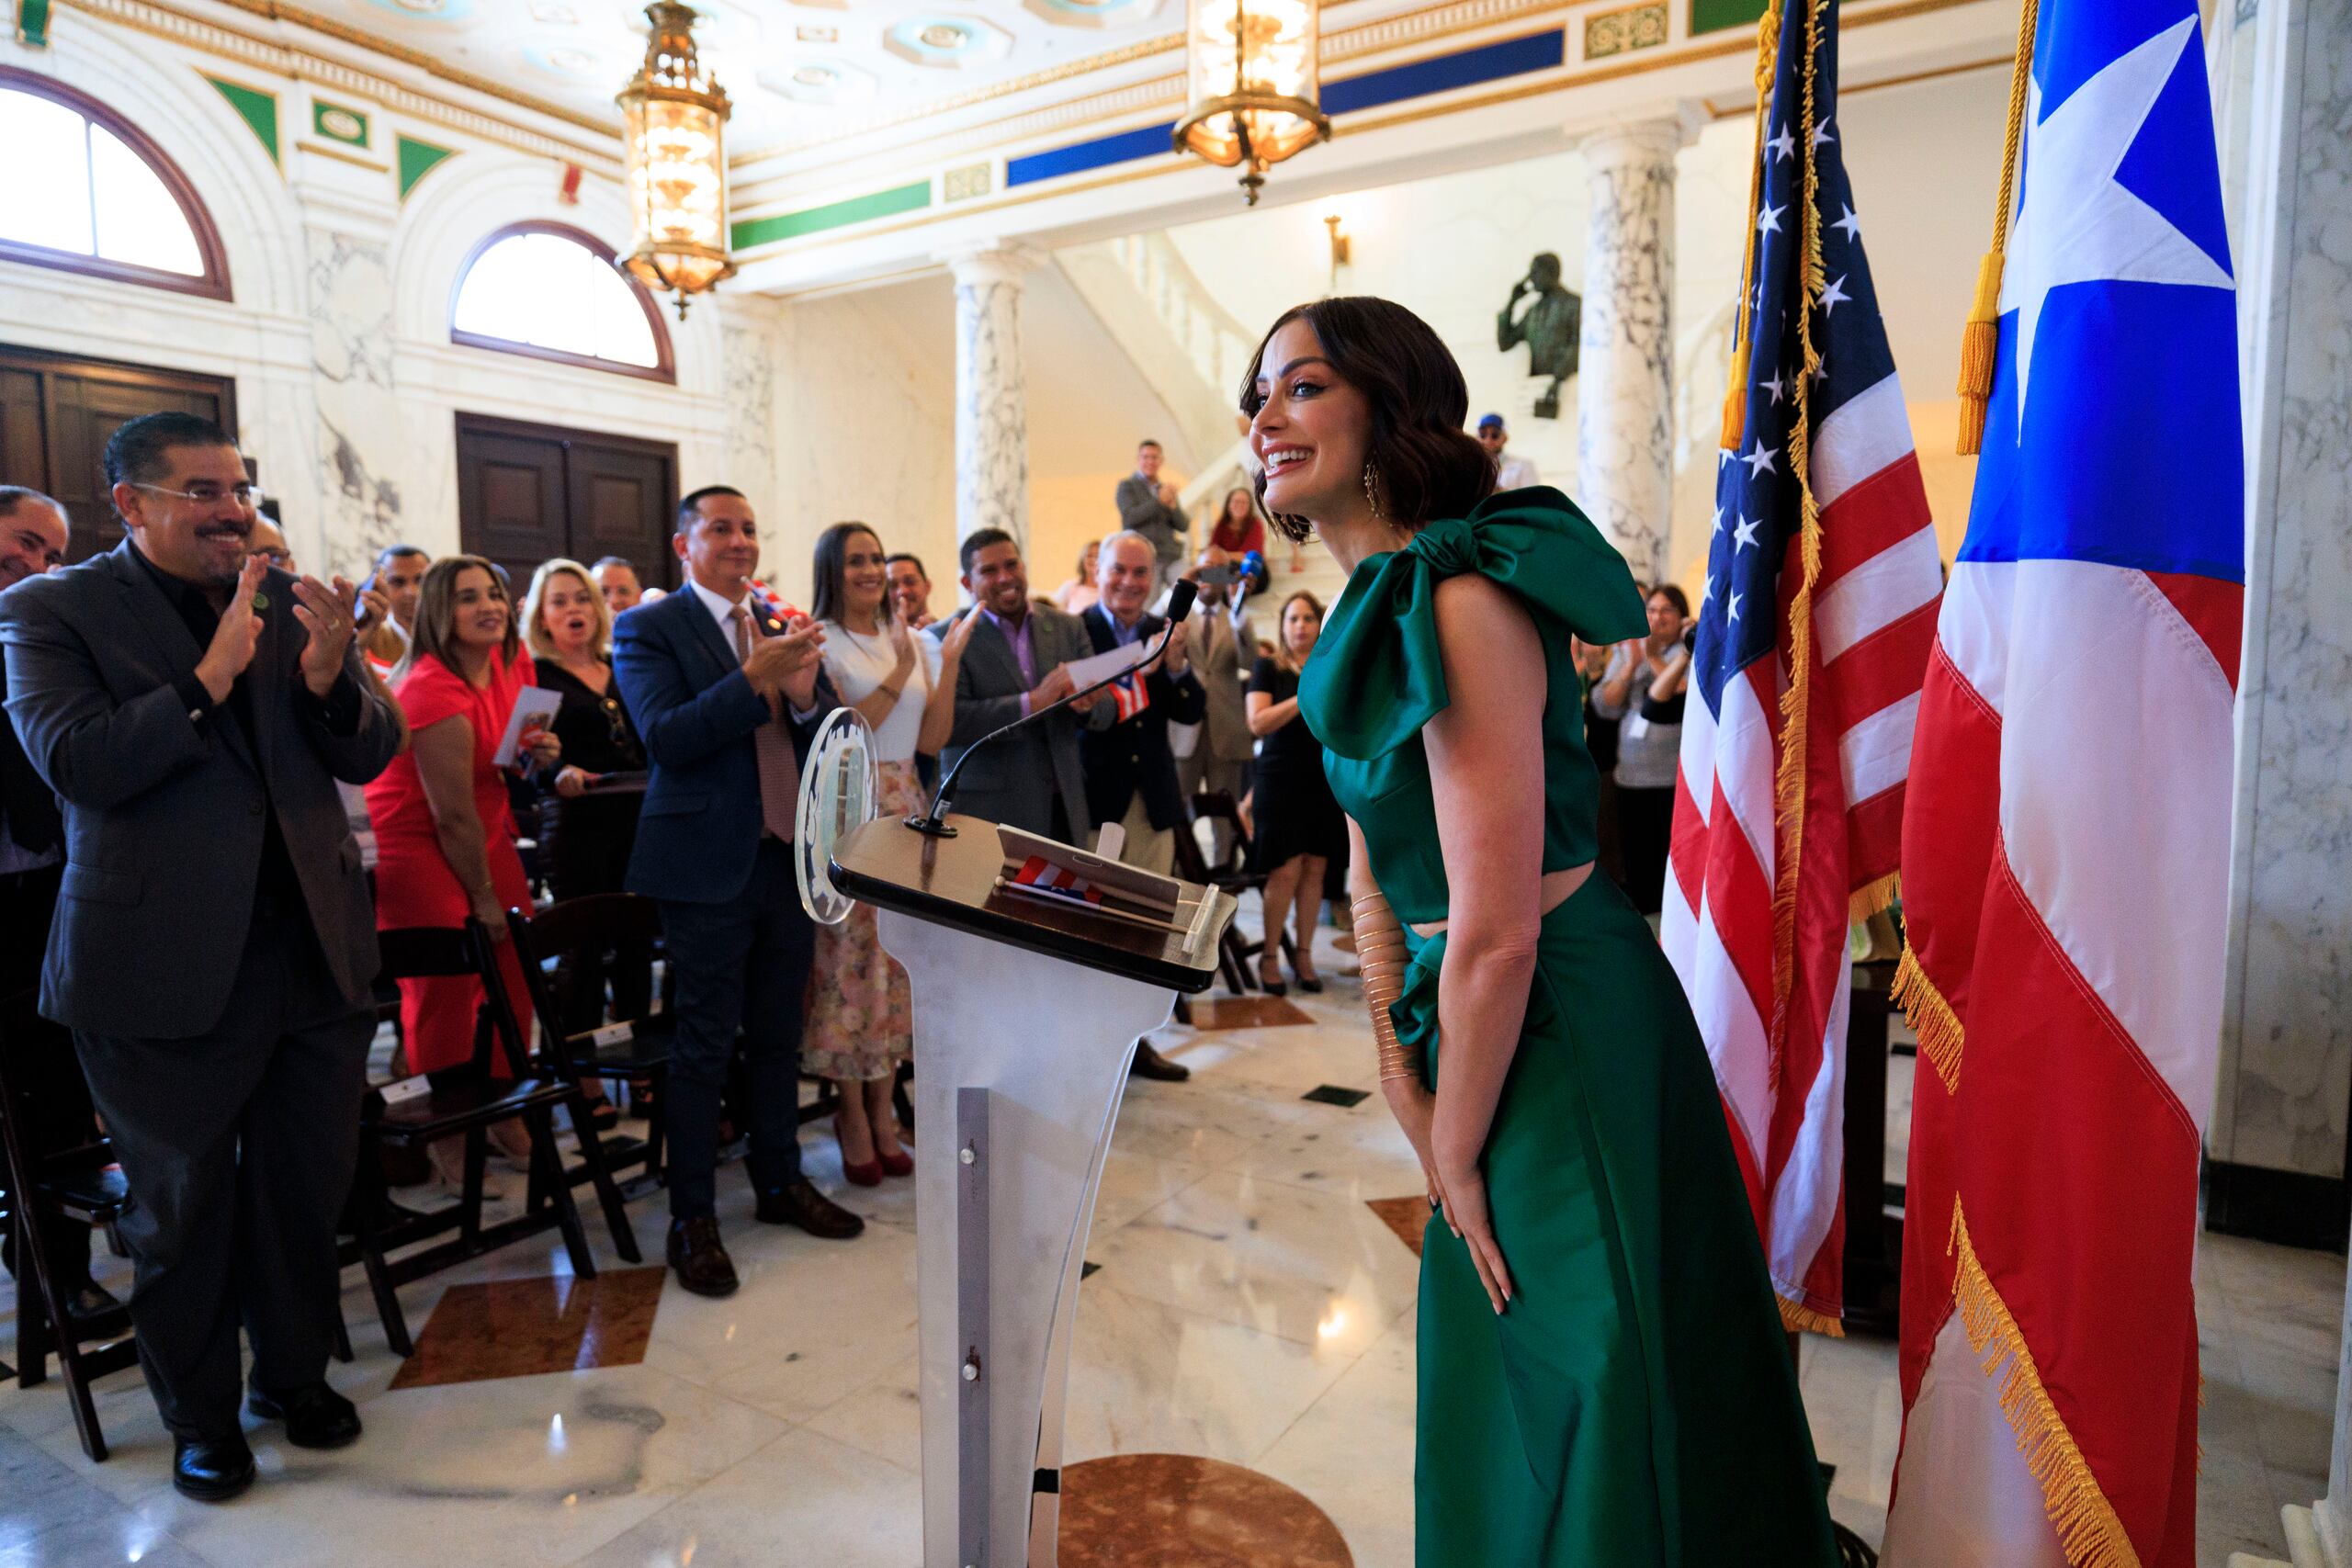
[1883,0,2240,1560]
[1660,0,1942,1336]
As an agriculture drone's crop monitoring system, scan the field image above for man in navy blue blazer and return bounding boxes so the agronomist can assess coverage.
[613,485,865,1297]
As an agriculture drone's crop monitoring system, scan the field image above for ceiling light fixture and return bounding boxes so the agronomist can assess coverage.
[1172,0,1329,207]
[616,1,734,320]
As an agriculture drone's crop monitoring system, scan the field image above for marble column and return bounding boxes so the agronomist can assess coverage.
[947,244,1040,548]
[2217,0,2352,1557]
[1575,117,1686,586]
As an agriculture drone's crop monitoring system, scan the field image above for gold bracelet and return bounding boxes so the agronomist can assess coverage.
[1352,892,1418,1082]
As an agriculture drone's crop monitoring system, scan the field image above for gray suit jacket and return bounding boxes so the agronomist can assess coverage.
[0,542,403,1038]
[929,603,1109,840]
[1114,475,1187,566]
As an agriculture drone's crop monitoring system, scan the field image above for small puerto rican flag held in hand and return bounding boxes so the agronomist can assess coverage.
[1012,857,1103,905]
[1107,668,1149,722]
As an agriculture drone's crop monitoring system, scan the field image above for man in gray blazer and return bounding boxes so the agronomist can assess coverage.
[1114,440,1188,588]
[929,528,1108,842]
[0,412,403,1502]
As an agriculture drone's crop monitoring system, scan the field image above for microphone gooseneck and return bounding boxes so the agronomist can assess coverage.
[907,590,1196,838]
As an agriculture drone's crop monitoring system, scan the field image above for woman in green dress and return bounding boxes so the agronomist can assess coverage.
[1244,296,1838,1565]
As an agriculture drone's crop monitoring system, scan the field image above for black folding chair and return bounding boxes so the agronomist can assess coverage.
[506,895,670,1212]
[346,921,633,1359]
[1179,791,1295,999]
[0,987,136,1461]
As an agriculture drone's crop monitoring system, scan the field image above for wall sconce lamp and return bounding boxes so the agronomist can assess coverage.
[1324,214,1351,268]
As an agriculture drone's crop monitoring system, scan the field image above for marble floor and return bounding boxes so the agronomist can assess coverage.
[0,920,2339,1567]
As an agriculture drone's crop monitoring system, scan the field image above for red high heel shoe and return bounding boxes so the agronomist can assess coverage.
[832,1112,884,1187]
[876,1145,914,1179]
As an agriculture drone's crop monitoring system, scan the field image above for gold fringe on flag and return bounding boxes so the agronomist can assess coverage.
[1721,6,1782,450]
[1891,943,1962,1093]
[1956,0,2041,455]
[1779,1293,1847,1339]
[1947,1201,2143,1568]
[1849,868,1900,925]
[1767,0,1828,1090]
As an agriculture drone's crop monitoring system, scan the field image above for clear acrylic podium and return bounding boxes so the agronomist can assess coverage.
[825,810,1236,1568]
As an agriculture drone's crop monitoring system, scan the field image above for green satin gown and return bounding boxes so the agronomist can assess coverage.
[1298,491,1838,1566]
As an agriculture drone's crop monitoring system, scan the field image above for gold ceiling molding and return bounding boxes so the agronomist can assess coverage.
[740,0,1990,276]
[58,0,623,173]
[192,0,613,135]
[744,0,1575,164]
[747,0,1981,172]
[741,72,1185,202]
[744,32,1182,162]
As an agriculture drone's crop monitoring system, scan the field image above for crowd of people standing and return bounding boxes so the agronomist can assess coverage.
[0,389,1677,1506]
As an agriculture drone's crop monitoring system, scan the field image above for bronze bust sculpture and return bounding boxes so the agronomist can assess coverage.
[1498,253,1582,419]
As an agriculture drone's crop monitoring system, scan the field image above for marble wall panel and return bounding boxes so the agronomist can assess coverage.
[306,228,410,569]
[2216,0,2352,1185]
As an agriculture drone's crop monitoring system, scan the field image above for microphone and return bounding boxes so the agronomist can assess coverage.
[907,580,1199,839]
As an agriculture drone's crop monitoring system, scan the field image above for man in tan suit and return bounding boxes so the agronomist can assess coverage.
[1170,546,1256,867]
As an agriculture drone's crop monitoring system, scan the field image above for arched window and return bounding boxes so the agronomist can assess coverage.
[450,223,674,383]
[0,69,232,300]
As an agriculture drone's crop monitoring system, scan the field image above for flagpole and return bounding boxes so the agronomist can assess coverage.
[1720,6,1783,450]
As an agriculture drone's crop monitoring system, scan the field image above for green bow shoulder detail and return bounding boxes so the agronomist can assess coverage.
[1298,488,1649,761]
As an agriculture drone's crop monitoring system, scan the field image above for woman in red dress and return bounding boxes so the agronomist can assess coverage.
[364,557,557,1105]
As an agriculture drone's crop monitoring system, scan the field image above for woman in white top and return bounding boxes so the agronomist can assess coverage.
[807,522,978,1181]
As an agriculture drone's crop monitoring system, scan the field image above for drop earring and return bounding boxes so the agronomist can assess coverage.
[1362,460,1385,523]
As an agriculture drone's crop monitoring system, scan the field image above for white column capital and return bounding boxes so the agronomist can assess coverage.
[1575,104,1704,169]
[943,242,1046,289]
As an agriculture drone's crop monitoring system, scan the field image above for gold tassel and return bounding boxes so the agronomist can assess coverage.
[1958,0,2041,457]
[1955,251,2004,455]
[1721,335,1754,450]
[1948,1201,2143,1568]
[1779,1293,1847,1339]
[1891,943,1962,1094]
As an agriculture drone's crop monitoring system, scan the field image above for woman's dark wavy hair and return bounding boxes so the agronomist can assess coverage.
[1238,297,1497,544]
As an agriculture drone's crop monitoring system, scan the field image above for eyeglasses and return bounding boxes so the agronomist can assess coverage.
[130,481,266,511]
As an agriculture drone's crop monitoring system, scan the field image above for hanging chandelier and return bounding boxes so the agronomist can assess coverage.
[1171,0,1330,207]
[617,2,734,320]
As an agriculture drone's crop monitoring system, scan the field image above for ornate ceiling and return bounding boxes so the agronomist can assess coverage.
[306,0,1181,157]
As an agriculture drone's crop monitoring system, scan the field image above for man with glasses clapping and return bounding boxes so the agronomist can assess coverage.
[0,412,403,1502]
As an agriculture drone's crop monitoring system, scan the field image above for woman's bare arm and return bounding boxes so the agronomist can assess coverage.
[1246,689,1300,737]
[412,715,499,926]
[1421,572,1547,1307]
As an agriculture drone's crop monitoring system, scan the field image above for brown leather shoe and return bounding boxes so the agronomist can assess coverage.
[754,1179,865,1239]
[667,1215,740,1297]
[1130,1040,1191,1082]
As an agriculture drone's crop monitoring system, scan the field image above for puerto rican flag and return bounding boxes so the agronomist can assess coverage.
[1661,0,1940,1336]
[1012,857,1103,905]
[1881,1,2241,1562]
[1106,669,1150,723]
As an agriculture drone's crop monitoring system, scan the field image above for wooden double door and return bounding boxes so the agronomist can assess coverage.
[0,344,238,563]
[454,413,678,596]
